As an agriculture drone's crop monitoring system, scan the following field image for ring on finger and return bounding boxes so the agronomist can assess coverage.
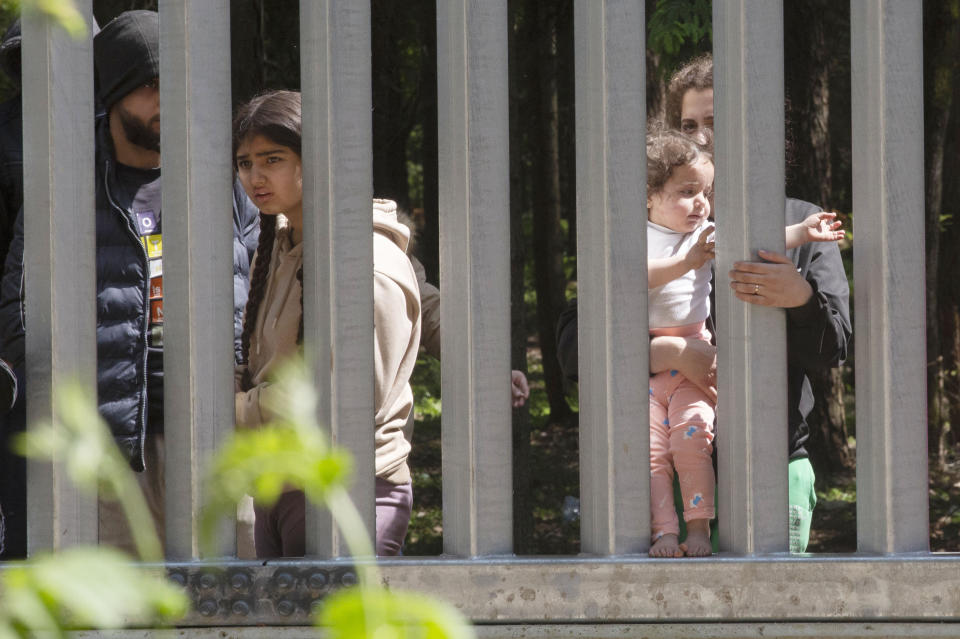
[753,283,760,295]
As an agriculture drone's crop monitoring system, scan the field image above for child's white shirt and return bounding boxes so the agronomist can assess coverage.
[647,220,713,329]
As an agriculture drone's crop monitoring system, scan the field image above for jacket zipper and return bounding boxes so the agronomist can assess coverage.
[103,158,151,471]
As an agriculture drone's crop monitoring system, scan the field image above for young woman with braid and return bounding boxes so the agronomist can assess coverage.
[232,90,421,557]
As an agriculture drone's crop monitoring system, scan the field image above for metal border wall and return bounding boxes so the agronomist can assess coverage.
[713,0,789,554]
[299,0,376,557]
[15,0,960,632]
[21,0,97,553]
[574,0,650,557]
[159,0,236,560]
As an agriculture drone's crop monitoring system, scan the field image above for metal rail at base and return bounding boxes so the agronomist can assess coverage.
[153,554,960,626]
[64,622,960,638]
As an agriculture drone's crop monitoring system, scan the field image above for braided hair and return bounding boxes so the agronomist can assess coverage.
[240,213,277,365]
[234,90,304,366]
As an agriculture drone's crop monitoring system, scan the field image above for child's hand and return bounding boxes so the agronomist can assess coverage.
[786,212,844,249]
[683,225,715,270]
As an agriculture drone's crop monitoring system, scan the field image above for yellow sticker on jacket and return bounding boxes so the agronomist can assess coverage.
[143,234,163,259]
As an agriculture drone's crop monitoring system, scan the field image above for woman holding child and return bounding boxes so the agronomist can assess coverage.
[556,54,852,555]
[661,55,851,554]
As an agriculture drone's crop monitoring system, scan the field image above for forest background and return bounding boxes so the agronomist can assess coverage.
[0,0,956,554]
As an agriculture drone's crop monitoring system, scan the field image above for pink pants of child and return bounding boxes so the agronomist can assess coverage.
[649,322,716,541]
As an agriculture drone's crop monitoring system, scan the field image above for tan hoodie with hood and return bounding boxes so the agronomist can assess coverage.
[235,199,421,485]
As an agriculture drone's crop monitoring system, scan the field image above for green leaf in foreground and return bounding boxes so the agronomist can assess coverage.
[0,547,188,637]
[16,382,163,562]
[200,360,354,555]
[318,587,474,639]
[203,358,474,635]
[21,0,88,39]
[200,424,353,554]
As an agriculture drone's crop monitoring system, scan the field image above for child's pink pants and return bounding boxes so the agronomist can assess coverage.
[649,322,716,542]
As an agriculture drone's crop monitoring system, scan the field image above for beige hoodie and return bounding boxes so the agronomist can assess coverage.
[235,199,421,485]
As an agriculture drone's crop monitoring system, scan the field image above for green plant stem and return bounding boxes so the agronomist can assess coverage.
[108,466,163,562]
[325,487,380,585]
[325,487,384,632]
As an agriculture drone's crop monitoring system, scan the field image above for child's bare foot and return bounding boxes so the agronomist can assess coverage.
[650,533,683,558]
[679,519,712,557]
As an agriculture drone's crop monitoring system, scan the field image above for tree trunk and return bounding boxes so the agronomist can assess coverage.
[508,0,533,553]
[806,368,853,473]
[646,47,666,121]
[230,0,265,108]
[784,0,853,475]
[934,62,960,466]
[529,1,571,423]
[418,6,440,284]
[923,0,960,472]
[371,1,412,212]
[555,3,577,271]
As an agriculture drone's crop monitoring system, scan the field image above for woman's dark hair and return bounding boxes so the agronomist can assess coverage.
[646,121,712,198]
[664,54,713,129]
[662,54,797,184]
[232,89,302,165]
[234,90,304,365]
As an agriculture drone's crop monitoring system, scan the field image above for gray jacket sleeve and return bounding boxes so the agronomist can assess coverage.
[785,200,852,370]
[411,256,441,359]
[232,179,260,364]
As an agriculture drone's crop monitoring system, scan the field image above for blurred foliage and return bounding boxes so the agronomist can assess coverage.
[318,587,472,639]
[647,0,712,80]
[17,383,161,561]
[809,471,856,553]
[411,355,441,421]
[202,359,475,638]
[0,548,187,638]
[7,361,475,637]
[22,0,86,38]
[200,361,356,557]
[0,0,86,42]
[819,485,856,504]
[3,380,187,636]
[0,0,92,102]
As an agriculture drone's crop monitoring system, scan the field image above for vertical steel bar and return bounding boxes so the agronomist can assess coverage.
[160,0,236,559]
[573,0,649,555]
[436,0,512,556]
[21,3,98,553]
[300,0,375,557]
[713,0,789,554]
[850,0,927,553]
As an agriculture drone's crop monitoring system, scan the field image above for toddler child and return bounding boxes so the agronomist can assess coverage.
[645,126,843,557]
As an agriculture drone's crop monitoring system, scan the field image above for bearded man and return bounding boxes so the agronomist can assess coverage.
[0,10,259,554]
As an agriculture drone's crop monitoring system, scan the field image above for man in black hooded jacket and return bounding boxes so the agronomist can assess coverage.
[0,10,259,554]
[0,16,26,558]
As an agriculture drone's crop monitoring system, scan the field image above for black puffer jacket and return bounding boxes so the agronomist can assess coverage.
[0,19,22,285]
[0,117,260,470]
[0,96,21,285]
